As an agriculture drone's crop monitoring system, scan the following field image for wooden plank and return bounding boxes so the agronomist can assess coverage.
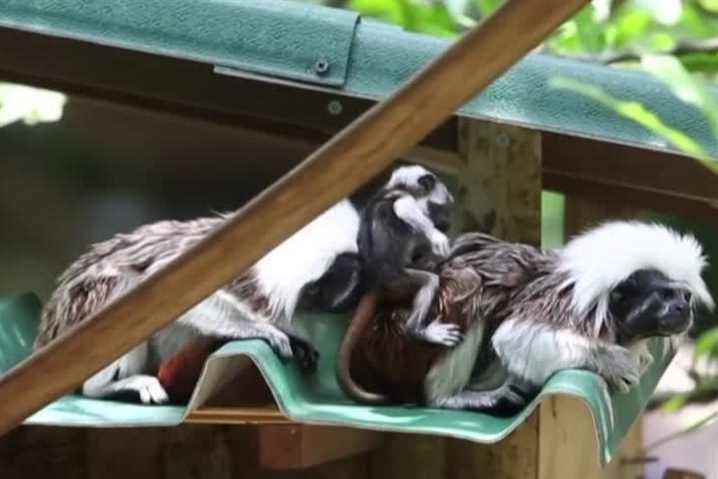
[538,396,604,479]
[554,192,646,479]
[538,397,646,479]
[446,415,540,479]
[259,424,384,470]
[544,170,718,221]
[544,132,718,203]
[185,406,292,425]
[0,423,383,476]
[0,27,458,153]
[0,0,589,437]
[369,434,448,478]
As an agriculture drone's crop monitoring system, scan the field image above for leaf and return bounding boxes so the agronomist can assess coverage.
[698,0,718,14]
[646,409,718,451]
[634,0,682,26]
[695,327,718,359]
[549,77,713,164]
[660,393,690,412]
[474,0,502,16]
[612,8,653,48]
[641,54,704,107]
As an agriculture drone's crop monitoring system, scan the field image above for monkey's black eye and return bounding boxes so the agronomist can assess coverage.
[304,283,320,297]
[659,288,675,301]
[610,290,624,304]
[684,291,693,303]
[418,174,436,192]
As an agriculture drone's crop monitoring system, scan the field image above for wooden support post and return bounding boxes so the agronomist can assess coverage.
[0,0,590,436]
[559,192,647,479]
[451,118,544,478]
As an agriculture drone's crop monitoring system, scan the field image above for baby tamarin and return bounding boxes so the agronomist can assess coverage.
[339,222,714,413]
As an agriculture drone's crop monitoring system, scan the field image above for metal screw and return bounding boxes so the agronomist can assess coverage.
[327,100,343,116]
[313,59,330,76]
[496,133,510,147]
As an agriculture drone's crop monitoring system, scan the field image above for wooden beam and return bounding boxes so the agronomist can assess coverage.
[543,132,718,221]
[0,0,590,437]
[0,27,458,153]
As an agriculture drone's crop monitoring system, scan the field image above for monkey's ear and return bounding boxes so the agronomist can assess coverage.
[418,174,436,192]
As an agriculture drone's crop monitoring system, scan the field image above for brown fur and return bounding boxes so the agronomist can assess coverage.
[35,214,271,349]
[344,232,597,404]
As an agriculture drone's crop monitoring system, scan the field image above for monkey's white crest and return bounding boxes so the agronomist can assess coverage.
[253,199,360,322]
[559,221,714,336]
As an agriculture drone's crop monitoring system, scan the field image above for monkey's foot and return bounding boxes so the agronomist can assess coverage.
[598,344,641,394]
[288,335,320,373]
[118,375,170,405]
[256,325,295,360]
[432,383,528,415]
[421,320,463,347]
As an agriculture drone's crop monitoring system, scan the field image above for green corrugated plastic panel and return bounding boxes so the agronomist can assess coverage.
[1,294,670,465]
[0,0,358,86]
[0,0,716,160]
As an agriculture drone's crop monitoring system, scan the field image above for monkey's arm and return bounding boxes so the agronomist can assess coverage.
[492,320,641,394]
[393,195,449,256]
[401,268,462,346]
[176,290,317,366]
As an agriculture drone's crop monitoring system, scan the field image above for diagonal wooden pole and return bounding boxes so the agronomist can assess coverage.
[0,0,589,436]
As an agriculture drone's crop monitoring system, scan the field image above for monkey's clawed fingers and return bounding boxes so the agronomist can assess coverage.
[264,330,295,360]
[430,231,451,257]
[423,320,463,347]
[599,345,641,394]
[288,336,320,373]
[126,375,170,405]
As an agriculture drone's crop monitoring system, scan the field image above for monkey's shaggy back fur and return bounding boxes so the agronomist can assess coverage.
[350,224,713,404]
[35,200,361,349]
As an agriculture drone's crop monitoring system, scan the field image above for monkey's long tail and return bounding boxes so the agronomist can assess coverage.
[336,291,391,405]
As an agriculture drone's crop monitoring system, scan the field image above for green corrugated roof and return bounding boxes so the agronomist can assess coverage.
[1,0,716,158]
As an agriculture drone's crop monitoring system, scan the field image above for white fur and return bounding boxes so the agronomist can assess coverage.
[425,321,485,403]
[253,199,360,322]
[492,319,596,385]
[559,221,714,337]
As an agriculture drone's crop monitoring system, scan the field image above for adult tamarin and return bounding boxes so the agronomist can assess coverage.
[35,165,450,404]
[154,165,456,404]
[339,222,714,412]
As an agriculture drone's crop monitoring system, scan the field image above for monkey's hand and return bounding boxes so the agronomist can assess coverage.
[430,230,451,257]
[421,320,463,347]
[287,335,320,373]
[597,344,641,394]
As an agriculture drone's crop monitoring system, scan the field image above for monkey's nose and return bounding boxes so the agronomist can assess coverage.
[672,300,689,314]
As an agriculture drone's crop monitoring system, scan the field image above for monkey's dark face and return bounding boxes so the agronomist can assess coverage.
[417,173,453,233]
[610,269,694,343]
[297,253,365,313]
[387,166,454,232]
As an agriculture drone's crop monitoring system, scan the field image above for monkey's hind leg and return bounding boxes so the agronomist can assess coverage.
[431,378,533,416]
[82,342,169,404]
[404,269,462,347]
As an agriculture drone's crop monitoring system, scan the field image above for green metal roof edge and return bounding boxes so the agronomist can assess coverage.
[1,0,716,159]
